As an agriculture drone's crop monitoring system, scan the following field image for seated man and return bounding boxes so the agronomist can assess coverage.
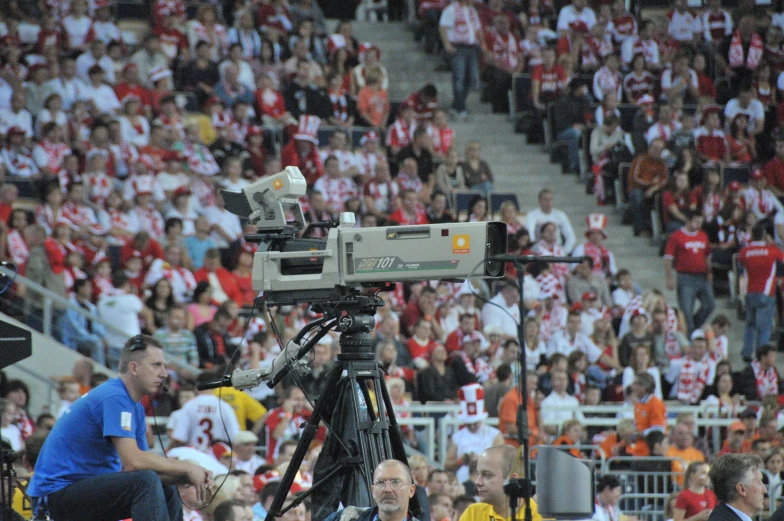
[26,335,213,521]
[627,137,667,236]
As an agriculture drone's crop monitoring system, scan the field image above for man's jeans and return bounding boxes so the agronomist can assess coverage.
[39,470,182,521]
[449,44,479,112]
[677,273,716,334]
[629,188,650,234]
[743,293,776,359]
[557,127,581,173]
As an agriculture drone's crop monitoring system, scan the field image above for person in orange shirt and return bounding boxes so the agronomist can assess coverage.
[498,370,544,448]
[356,69,390,130]
[719,421,753,455]
[667,423,707,488]
[632,372,667,456]
[553,419,586,459]
[597,418,637,460]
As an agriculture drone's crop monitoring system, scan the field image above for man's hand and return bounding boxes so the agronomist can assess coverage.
[185,464,213,504]
[666,274,675,291]
[444,42,456,54]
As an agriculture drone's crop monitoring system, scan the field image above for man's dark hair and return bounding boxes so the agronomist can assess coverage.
[596,475,621,492]
[111,271,129,290]
[756,343,776,361]
[72,278,91,295]
[165,217,184,234]
[35,413,54,429]
[253,464,276,476]
[420,286,437,296]
[90,373,109,387]
[496,364,512,382]
[118,335,163,373]
[453,495,475,509]
[752,223,766,242]
[213,307,232,323]
[752,438,770,451]
[24,430,49,467]
[428,468,448,481]
[259,481,281,504]
[213,499,245,521]
[710,454,762,503]
[645,431,666,452]
[422,84,437,98]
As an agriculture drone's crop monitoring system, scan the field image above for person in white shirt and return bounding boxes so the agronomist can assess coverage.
[541,369,584,436]
[557,0,597,35]
[725,85,765,135]
[97,272,144,369]
[480,282,521,339]
[0,90,34,140]
[204,185,243,249]
[548,310,621,372]
[75,39,116,84]
[593,476,623,521]
[169,372,241,453]
[660,53,698,101]
[667,0,701,44]
[83,65,121,114]
[42,57,89,111]
[233,430,265,474]
[439,0,484,118]
[525,188,577,253]
[219,43,256,92]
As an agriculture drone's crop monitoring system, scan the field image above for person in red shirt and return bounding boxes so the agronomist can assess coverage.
[280,127,323,187]
[764,136,784,197]
[192,248,244,306]
[406,319,439,366]
[119,231,164,272]
[254,72,296,126]
[664,210,714,334]
[737,223,784,360]
[694,106,729,163]
[264,386,312,463]
[388,190,428,225]
[402,84,439,123]
[673,462,716,521]
[114,63,152,118]
[445,313,480,352]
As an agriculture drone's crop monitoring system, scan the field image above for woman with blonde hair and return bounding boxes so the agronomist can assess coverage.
[591,314,619,372]
[499,200,525,235]
[435,146,466,194]
[408,454,429,487]
[200,474,242,520]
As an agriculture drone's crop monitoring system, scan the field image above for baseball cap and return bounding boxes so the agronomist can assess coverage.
[211,441,233,459]
[234,431,259,445]
[729,421,746,433]
[690,329,706,341]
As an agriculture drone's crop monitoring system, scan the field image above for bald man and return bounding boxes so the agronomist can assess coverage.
[324,459,421,521]
[459,445,544,521]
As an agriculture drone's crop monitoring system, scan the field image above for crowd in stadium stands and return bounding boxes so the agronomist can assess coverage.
[4,0,784,518]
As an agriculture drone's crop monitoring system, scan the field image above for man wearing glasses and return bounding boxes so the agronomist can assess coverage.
[27,335,214,521]
[325,459,421,521]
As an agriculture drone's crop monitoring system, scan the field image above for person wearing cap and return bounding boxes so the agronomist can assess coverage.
[720,422,752,455]
[664,332,715,404]
[737,224,784,361]
[233,430,264,474]
[551,78,591,176]
[439,0,484,119]
[59,278,109,365]
[744,168,784,226]
[76,39,116,85]
[445,384,504,483]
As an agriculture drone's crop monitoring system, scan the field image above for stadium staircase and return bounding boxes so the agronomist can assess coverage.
[352,20,745,366]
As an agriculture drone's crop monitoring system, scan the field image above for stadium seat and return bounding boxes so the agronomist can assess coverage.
[454,190,485,221]
[513,74,532,114]
[722,164,751,187]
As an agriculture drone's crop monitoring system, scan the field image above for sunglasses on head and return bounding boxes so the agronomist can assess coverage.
[128,335,147,352]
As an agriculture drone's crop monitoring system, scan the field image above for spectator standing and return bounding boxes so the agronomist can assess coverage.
[738,224,784,361]
[632,373,667,453]
[664,211,714,334]
[439,0,484,119]
[152,305,199,368]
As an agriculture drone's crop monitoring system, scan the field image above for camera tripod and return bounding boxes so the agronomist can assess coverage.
[264,295,420,521]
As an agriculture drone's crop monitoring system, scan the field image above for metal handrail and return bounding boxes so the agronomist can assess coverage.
[0,266,201,375]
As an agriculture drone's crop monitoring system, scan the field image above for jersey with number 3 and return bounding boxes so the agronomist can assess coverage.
[171,394,241,452]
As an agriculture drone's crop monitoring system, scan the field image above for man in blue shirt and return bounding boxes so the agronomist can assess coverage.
[27,335,214,521]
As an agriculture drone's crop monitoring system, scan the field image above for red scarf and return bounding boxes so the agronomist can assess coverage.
[752,360,779,398]
[729,31,763,69]
[583,242,611,277]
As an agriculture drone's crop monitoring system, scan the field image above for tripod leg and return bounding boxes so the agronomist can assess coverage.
[265,363,343,521]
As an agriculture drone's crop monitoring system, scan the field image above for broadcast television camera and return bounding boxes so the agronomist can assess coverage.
[221,166,508,306]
